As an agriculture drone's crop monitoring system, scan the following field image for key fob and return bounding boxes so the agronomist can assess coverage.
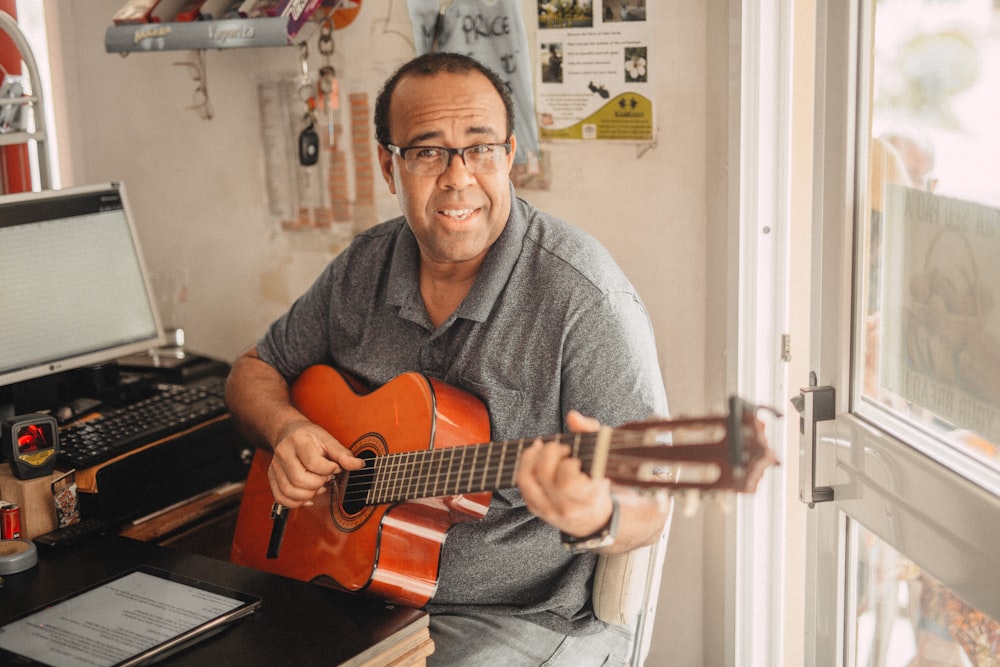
[299,123,319,166]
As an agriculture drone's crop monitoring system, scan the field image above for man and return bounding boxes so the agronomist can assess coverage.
[225,52,670,665]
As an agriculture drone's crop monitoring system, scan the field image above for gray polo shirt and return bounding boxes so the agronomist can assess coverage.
[258,188,667,634]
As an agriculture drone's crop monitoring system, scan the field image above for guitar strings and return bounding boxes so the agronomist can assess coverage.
[340,429,659,505]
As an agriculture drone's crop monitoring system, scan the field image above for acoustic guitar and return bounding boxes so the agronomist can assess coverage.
[230,364,779,607]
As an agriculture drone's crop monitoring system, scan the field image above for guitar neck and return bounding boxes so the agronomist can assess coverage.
[351,431,604,506]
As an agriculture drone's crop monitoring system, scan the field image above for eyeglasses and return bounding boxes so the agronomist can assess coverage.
[385,142,512,176]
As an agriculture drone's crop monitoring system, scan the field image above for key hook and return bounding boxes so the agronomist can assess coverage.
[318,19,334,58]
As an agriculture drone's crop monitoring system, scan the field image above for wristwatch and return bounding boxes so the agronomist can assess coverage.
[560,494,620,553]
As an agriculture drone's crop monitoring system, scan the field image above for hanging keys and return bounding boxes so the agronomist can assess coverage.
[295,41,320,166]
[317,20,338,147]
[299,112,320,166]
[295,41,312,104]
[318,65,339,147]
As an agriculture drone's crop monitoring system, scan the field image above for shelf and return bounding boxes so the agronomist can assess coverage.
[0,10,52,189]
[104,16,300,53]
[0,128,46,148]
[0,95,45,147]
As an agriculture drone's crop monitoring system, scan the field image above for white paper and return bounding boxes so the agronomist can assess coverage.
[0,571,246,667]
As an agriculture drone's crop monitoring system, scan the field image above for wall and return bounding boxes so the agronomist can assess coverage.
[44,1,724,663]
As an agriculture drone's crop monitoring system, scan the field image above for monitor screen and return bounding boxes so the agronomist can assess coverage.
[0,182,165,388]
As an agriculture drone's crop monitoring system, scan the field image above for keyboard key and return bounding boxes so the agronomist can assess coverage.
[58,376,227,469]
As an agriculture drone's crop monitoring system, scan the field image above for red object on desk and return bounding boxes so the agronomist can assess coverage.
[0,0,30,195]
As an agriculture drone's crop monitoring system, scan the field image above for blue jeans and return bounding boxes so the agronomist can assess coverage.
[427,612,635,667]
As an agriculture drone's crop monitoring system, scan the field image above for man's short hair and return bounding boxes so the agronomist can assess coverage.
[374,52,516,147]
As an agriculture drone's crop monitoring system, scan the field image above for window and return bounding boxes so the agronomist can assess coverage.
[858,0,1000,491]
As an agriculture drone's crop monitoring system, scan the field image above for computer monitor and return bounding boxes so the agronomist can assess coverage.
[0,182,165,392]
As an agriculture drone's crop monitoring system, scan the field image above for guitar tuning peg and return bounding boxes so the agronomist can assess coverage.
[682,489,701,517]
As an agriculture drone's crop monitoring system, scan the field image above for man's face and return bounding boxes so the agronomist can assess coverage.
[377,70,516,271]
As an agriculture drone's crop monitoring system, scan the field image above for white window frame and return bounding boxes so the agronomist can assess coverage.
[805,0,1000,663]
[731,0,799,665]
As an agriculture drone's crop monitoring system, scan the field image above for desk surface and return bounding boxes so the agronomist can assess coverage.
[0,535,433,666]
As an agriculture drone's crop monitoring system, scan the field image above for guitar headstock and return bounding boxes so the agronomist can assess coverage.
[599,396,781,494]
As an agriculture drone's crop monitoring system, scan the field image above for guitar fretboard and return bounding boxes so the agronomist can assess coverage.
[345,431,600,506]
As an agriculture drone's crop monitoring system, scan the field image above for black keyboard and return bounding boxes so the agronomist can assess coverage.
[58,376,228,470]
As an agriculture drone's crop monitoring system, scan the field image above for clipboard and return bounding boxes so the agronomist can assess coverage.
[0,565,261,666]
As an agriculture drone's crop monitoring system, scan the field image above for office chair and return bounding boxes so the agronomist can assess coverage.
[592,502,673,666]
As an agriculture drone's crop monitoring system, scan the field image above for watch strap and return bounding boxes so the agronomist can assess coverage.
[560,494,620,553]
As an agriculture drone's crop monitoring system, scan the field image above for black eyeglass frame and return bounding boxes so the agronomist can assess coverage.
[384,142,513,174]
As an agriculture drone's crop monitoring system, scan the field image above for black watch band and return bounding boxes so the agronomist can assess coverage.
[560,494,620,553]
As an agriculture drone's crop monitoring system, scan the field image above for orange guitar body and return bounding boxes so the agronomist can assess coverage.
[230,365,492,607]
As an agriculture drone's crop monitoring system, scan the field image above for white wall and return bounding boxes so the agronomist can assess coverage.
[44,2,727,663]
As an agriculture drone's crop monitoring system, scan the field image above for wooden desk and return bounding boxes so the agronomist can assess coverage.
[119,480,245,560]
[0,535,434,666]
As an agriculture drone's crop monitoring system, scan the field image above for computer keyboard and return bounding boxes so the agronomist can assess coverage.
[58,375,228,470]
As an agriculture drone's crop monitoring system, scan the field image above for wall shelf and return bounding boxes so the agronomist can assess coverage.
[105,16,303,53]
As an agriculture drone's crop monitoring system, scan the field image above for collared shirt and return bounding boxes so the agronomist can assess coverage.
[258,188,667,634]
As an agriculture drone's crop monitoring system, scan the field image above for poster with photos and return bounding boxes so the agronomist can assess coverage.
[535,0,654,141]
[880,184,1000,443]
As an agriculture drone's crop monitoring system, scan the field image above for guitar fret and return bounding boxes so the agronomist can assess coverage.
[503,438,519,487]
[384,453,398,503]
[467,445,479,492]
[572,432,585,475]
[389,453,405,502]
[432,449,448,496]
[454,446,465,496]
[436,449,446,496]
[411,452,422,500]
[368,459,380,504]
[481,441,493,490]
[412,452,425,498]
[512,438,525,485]
[495,441,507,489]
[387,454,398,503]
[404,451,418,501]
[384,452,411,503]
[369,458,381,504]
[414,452,426,497]
[426,450,439,498]
[434,450,446,497]
[421,449,433,499]
[432,448,446,497]
[441,447,458,495]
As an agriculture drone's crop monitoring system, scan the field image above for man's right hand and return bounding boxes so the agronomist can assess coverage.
[267,419,365,507]
[224,347,365,508]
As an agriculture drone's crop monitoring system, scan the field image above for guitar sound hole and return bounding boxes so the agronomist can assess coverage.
[341,451,375,515]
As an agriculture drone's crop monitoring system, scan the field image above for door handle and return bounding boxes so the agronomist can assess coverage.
[792,385,835,506]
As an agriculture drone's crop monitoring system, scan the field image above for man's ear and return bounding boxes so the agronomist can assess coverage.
[377,144,397,194]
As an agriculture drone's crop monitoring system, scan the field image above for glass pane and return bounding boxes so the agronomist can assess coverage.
[860,0,1000,474]
[851,522,999,667]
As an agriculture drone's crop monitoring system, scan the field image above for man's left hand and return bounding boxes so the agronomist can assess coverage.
[516,410,615,538]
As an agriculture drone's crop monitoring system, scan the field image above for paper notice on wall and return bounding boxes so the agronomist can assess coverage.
[535,0,654,142]
[407,0,540,165]
[881,184,1000,442]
